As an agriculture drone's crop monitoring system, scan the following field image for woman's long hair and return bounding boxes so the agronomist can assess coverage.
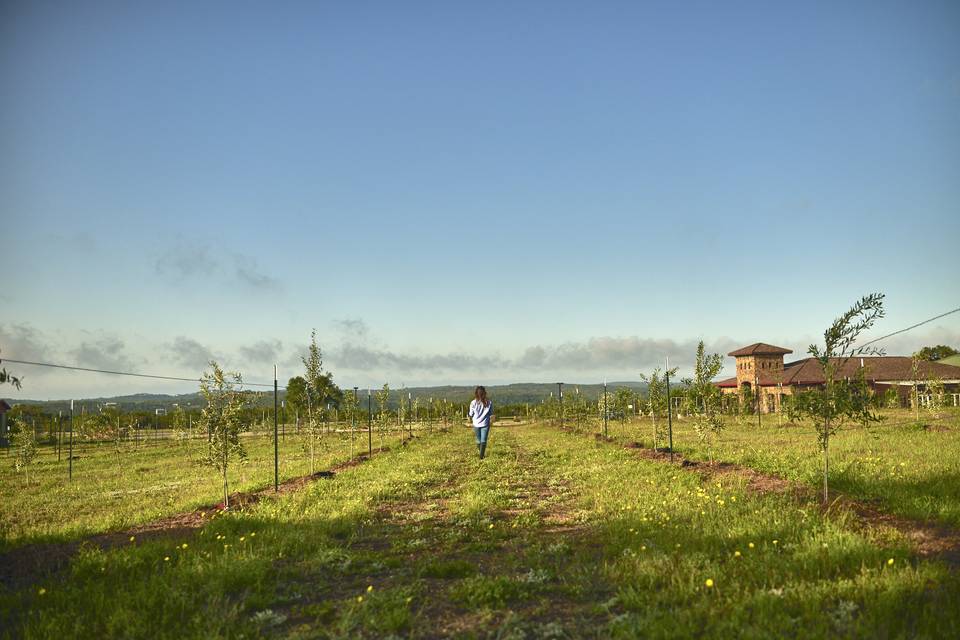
[474,385,489,407]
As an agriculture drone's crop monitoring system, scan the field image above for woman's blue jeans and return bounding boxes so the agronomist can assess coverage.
[473,426,489,444]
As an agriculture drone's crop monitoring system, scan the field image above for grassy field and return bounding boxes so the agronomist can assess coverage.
[591,408,960,527]
[0,426,412,551]
[2,424,957,639]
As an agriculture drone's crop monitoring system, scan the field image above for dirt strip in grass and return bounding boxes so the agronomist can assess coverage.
[274,427,610,638]
[0,444,401,590]
[610,436,960,568]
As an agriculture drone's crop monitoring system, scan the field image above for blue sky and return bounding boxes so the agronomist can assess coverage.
[2,0,959,399]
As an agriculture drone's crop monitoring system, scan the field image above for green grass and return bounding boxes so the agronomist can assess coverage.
[0,427,398,550]
[596,408,960,526]
[2,424,958,639]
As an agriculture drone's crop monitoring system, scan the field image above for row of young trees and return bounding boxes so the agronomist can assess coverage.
[528,293,917,504]
[199,329,467,506]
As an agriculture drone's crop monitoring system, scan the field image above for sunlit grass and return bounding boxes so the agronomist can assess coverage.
[0,429,374,550]
[2,424,958,639]
[595,408,960,525]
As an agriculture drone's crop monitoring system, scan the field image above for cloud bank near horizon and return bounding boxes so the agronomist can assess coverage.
[4,318,959,399]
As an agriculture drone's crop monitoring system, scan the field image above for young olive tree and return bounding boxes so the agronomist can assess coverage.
[198,361,247,509]
[172,405,189,445]
[787,293,885,503]
[376,384,391,448]
[910,356,922,422]
[614,388,636,426]
[411,396,422,428]
[926,376,945,421]
[641,367,676,449]
[302,330,338,473]
[10,417,37,484]
[596,390,615,422]
[566,389,590,432]
[686,341,725,458]
[341,389,360,455]
[883,387,900,410]
[285,376,307,434]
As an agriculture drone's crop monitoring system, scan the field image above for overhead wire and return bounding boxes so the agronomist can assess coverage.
[2,306,958,397]
[1,358,285,389]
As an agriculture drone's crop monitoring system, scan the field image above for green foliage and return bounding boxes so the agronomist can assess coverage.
[171,405,188,444]
[596,391,615,422]
[4,424,960,637]
[10,418,37,482]
[788,293,885,502]
[375,384,391,420]
[926,376,945,419]
[197,361,247,507]
[738,383,755,416]
[641,367,677,447]
[563,388,591,431]
[883,387,900,409]
[285,376,307,415]
[613,387,636,422]
[452,574,534,609]
[1,348,22,389]
[301,329,342,420]
[301,330,339,471]
[686,341,725,451]
[912,344,959,361]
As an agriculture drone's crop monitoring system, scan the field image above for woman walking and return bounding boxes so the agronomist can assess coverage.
[468,386,494,459]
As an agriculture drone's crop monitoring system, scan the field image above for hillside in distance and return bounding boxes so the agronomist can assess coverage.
[9,382,650,413]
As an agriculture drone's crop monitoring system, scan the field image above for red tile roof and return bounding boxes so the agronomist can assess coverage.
[728,343,794,357]
[717,357,960,387]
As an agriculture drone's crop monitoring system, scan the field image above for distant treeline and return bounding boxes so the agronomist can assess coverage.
[8,381,652,414]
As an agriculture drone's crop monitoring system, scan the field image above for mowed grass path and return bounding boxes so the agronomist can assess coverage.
[600,409,960,527]
[2,425,958,639]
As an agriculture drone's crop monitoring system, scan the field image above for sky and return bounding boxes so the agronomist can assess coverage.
[2,0,959,399]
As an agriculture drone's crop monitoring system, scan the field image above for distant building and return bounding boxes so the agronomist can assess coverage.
[0,399,10,447]
[715,343,960,413]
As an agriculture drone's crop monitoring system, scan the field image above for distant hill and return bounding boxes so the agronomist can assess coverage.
[7,381,650,412]
[399,382,648,406]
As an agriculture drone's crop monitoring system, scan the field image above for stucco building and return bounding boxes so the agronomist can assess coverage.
[715,343,960,413]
